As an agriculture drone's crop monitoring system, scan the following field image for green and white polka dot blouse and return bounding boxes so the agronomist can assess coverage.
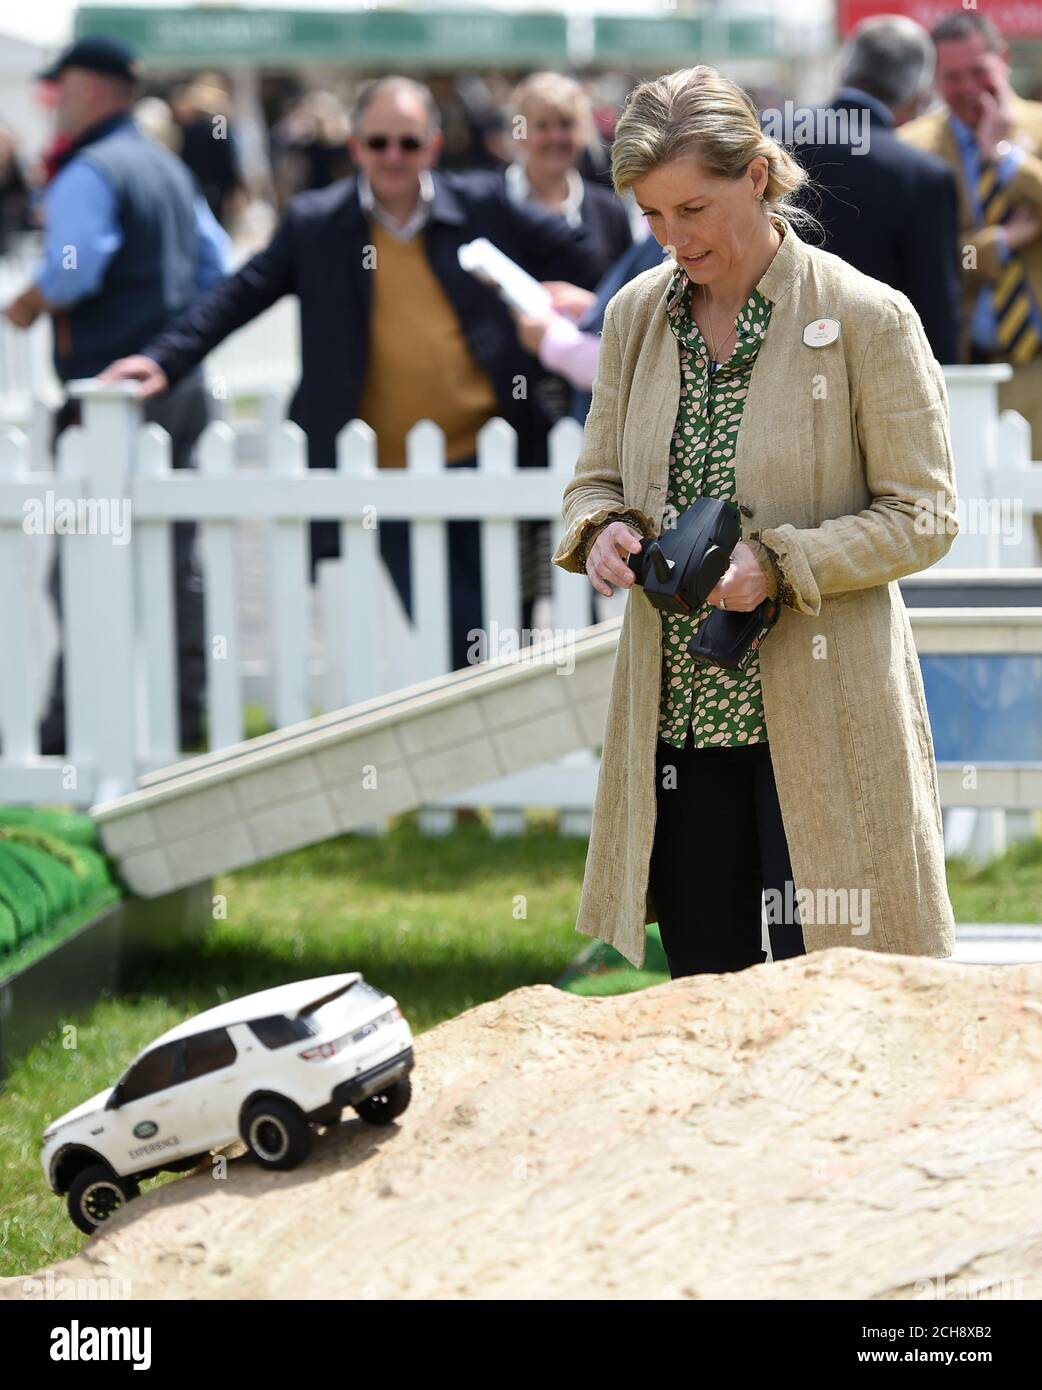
[657,267,774,750]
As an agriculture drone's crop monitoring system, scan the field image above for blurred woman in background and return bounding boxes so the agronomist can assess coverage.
[504,71,633,284]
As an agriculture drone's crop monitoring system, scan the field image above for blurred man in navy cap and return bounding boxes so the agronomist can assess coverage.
[3,35,232,754]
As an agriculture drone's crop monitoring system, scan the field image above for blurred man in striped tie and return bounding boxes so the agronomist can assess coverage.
[900,12,1042,466]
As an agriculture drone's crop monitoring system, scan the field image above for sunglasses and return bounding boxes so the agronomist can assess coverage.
[363,134,427,152]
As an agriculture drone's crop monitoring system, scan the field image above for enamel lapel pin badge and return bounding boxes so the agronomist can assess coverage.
[803,317,840,347]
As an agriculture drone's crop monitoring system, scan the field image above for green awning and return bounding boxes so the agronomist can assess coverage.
[75,6,568,66]
[74,6,778,69]
[594,14,776,63]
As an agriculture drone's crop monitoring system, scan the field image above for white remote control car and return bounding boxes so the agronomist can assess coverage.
[41,973,414,1234]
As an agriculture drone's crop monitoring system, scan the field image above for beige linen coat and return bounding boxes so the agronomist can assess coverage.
[551,216,960,969]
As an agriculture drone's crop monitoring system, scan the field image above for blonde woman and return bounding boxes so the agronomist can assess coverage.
[505,72,635,635]
[552,66,959,978]
[505,71,633,282]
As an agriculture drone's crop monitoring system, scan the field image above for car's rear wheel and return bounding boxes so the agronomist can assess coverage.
[354,1074,412,1125]
[242,1098,313,1170]
[67,1165,140,1235]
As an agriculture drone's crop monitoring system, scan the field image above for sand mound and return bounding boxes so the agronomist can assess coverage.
[6,948,1042,1300]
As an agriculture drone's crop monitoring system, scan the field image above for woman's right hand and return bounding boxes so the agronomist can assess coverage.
[586,521,643,597]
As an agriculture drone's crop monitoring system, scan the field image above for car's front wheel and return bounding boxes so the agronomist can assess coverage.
[354,1075,412,1125]
[67,1165,140,1235]
[242,1098,314,1170]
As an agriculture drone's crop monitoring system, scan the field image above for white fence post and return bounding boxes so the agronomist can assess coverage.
[199,420,244,749]
[135,423,179,764]
[992,409,1042,567]
[409,420,451,681]
[476,419,522,838]
[267,420,311,730]
[334,419,382,707]
[476,417,522,657]
[64,381,140,802]
[943,364,1012,568]
[0,428,36,757]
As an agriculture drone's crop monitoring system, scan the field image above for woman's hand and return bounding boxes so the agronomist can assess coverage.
[542,281,596,322]
[706,541,770,611]
[586,521,643,597]
[513,310,553,355]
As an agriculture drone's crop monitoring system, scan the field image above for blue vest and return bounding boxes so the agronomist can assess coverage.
[53,115,199,381]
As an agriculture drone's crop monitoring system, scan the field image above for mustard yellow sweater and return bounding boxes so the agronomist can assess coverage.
[357,223,500,469]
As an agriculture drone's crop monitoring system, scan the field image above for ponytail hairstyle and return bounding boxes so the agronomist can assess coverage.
[611,65,823,239]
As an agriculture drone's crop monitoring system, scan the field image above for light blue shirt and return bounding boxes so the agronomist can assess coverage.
[949,113,1042,350]
[35,157,232,308]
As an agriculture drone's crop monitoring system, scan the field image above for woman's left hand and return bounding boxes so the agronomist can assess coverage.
[706,541,769,611]
[513,310,552,354]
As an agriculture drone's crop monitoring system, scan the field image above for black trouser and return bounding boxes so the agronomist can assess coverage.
[650,725,806,977]
[39,370,209,754]
[375,453,542,674]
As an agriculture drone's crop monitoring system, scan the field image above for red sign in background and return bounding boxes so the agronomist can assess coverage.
[838,0,1042,40]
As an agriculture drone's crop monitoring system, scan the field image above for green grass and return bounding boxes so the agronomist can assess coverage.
[1,819,1039,1278]
[945,835,1042,922]
[0,815,591,1276]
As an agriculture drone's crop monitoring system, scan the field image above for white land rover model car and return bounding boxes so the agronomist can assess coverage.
[42,973,414,1234]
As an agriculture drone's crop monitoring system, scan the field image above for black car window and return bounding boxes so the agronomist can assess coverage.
[247,1015,314,1049]
[120,1041,183,1103]
[182,1027,237,1081]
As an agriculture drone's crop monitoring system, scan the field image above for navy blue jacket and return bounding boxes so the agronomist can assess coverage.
[790,88,962,364]
[144,168,601,474]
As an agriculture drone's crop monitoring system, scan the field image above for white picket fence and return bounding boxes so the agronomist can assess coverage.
[0,363,1040,847]
[0,380,620,812]
[944,366,1042,565]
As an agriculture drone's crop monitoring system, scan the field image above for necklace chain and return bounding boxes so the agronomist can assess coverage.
[700,282,738,370]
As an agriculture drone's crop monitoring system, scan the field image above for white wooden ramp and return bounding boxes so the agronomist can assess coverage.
[90,620,620,897]
[89,604,1041,899]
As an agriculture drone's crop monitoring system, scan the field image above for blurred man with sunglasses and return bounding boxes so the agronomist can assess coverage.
[101,74,600,672]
